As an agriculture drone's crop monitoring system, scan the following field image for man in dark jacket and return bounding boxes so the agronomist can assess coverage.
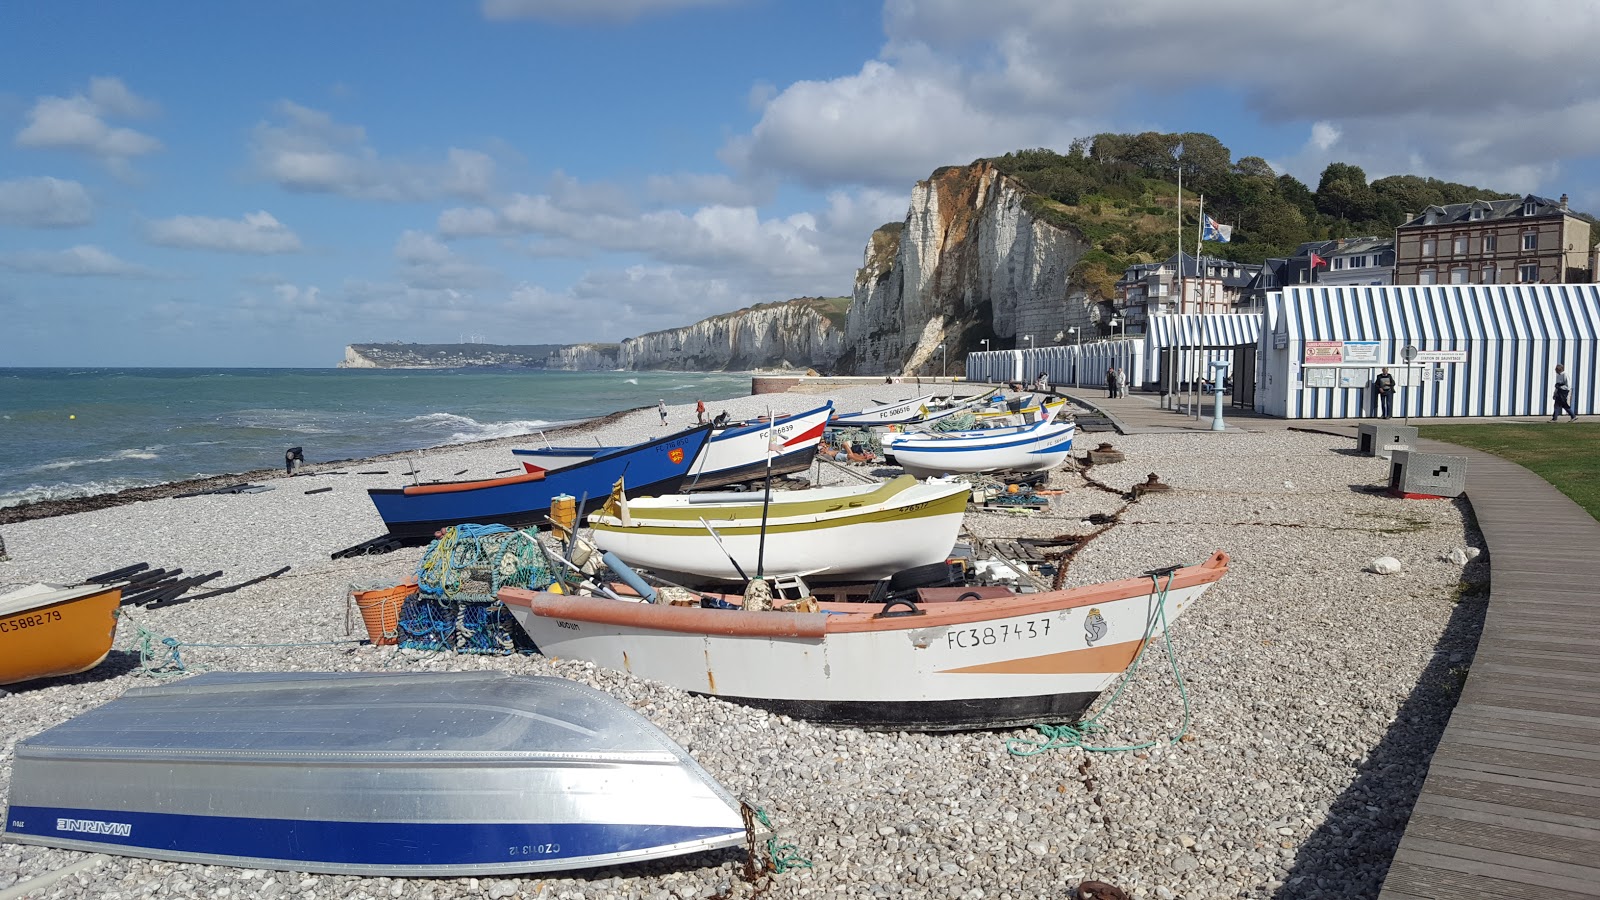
[1373,368,1397,418]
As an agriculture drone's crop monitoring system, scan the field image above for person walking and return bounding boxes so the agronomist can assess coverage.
[695,399,706,425]
[1105,366,1118,399]
[658,399,669,426]
[1115,366,1126,398]
[1373,367,1397,419]
[1552,364,1578,421]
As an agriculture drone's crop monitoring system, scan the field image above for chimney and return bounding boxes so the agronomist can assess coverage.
[1560,193,1569,210]
[1336,238,1346,250]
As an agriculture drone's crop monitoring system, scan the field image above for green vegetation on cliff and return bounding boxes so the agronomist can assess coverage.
[984,132,1598,302]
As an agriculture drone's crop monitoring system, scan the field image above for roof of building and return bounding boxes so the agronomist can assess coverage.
[1400,194,1571,228]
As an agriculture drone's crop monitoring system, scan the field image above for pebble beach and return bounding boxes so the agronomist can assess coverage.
[0,384,1487,900]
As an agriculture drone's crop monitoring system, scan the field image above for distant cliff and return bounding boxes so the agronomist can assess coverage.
[840,161,1094,375]
[618,297,847,372]
[546,343,620,370]
[338,343,564,369]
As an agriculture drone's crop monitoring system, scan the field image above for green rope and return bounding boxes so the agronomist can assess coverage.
[119,609,364,679]
[1006,569,1193,756]
[753,806,812,874]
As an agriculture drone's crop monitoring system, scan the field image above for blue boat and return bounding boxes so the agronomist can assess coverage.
[368,424,713,542]
[512,402,833,490]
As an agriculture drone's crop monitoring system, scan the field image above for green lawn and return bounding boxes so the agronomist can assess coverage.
[1419,423,1600,521]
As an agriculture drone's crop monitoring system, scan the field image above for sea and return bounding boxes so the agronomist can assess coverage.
[0,368,754,509]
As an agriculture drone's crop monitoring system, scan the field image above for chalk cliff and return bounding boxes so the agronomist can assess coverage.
[618,297,847,372]
[840,162,1095,375]
[546,343,621,371]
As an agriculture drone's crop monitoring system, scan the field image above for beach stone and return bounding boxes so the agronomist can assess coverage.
[1368,556,1404,575]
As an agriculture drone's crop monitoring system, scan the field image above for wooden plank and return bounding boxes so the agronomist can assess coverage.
[1391,839,1600,892]
[1404,811,1600,867]
[1382,854,1600,899]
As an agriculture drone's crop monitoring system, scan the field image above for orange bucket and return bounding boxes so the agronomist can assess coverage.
[352,581,415,645]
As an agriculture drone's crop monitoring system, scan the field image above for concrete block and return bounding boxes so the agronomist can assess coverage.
[1388,450,1467,499]
[1358,423,1419,460]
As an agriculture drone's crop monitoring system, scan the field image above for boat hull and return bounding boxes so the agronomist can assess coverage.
[887,421,1076,477]
[589,478,971,583]
[2,671,745,875]
[368,425,713,542]
[829,395,934,426]
[503,552,1229,731]
[516,404,831,491]
[0,584,122,686]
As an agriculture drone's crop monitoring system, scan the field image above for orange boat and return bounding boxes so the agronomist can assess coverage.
[0,583,123,686]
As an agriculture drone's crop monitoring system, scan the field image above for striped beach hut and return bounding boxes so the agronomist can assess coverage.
[1258,284,1600,419]
[964,340,1143,391]
[1142,313,1264,393]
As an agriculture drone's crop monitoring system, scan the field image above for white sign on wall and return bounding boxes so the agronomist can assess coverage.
[1413,350,1467,364]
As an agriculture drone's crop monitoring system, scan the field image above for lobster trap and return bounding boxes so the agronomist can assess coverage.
[398,525,551,655]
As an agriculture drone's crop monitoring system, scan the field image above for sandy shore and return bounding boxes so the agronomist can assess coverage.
[0,386,1485,899]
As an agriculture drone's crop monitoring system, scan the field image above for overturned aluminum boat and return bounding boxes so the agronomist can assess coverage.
[3,671,747,876]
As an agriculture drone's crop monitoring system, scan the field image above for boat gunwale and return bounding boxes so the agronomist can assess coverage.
[502,551,1229,638]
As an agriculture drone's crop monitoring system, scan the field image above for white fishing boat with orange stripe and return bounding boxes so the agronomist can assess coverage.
[501,552,1229,731]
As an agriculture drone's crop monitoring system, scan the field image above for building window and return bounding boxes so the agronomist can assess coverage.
[1354,255,1367,267]
[1522,231,1538,251]
[1422,238,1436,257]
[1523,200,1537,216]
[1420,268,1437,285]
[1482,265,1496,283]
[1470,207,1485,221]
[1519,263,1539,283]
[1451,267,1469,284]
[1453,236,1468,254]
[1482,235,1497,252]
[1333,257,1344,270]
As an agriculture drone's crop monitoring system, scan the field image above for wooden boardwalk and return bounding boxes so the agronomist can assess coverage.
[1057,391,1600,896]
[1378,439,1600,898]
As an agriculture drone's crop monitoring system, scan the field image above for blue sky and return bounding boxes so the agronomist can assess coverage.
[3,0,1597,367]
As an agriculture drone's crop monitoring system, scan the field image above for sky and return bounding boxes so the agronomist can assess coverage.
[2,0,1597,367]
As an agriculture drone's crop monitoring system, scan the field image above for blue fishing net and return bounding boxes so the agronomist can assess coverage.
[399,524,549,655]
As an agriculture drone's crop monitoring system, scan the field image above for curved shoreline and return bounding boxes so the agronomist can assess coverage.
[0,407,642,526]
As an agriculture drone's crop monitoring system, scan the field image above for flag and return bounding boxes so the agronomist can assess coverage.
[1201,215,1233,243]
[1309,253,1327,268]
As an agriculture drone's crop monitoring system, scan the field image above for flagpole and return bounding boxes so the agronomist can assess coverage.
[1194,196,1205,417]
[1172,146,1182,411]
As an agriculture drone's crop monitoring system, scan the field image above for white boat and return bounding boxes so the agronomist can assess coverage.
[515,402,833,490]
[501,552,1232,731]
[829,394,935,426]
[882,417,1076,477]
[587,475,971,583]
[2,671,747,875]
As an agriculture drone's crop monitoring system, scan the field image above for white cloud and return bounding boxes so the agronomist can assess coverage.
[646,171,770,207]
[0,245,164,278]
[145,211,303,254]
[14,77,161,167]
[0,176,93,227]
[725,0,1600,195]
[394,230,500,290]
[481,0,740,23]
[249,101,496,201]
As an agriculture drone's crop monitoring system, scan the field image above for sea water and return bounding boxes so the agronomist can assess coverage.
[0,368,753,508]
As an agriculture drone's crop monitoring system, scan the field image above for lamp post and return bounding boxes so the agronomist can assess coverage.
[1067,327,1080,389]
[980,338,990,353]
[940,343,947,380]
[1111,316,1123,339]
[1024,334,1034,349]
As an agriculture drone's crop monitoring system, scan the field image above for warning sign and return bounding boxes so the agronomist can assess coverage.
[1304,341,1343,365]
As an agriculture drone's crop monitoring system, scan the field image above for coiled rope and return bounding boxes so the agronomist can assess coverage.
[1005,569,1193,756]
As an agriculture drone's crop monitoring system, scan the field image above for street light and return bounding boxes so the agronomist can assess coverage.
[1067,327,1080,389]
[1024,334,1034,349]
[980,338,990,353]
[1111,316,1123,338]
[939,342,947,379]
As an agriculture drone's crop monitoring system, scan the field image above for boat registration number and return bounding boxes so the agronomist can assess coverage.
[508,842,561,857]
[0,609,63,633]
[947,617,1050,649]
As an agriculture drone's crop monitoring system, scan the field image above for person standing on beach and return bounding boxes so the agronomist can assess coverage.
[658,399,668,426]
[1115,366,1126,398]
[1105,366,1118,398]
[1552,364,1577,421]
[696,399,706,425]
[1373,367,1397,419]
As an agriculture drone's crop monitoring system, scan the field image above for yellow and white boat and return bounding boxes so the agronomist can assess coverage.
[0,583,122,686]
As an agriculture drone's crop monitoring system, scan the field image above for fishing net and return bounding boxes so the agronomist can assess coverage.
[931,411,978,432]
[398,524,549,654]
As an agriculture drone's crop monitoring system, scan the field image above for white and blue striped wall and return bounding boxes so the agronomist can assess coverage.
[1142,313,1263,389]
[1258,284,1600,419]
[964,340,1143,390]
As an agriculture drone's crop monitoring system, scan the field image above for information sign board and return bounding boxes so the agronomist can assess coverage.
[1304,367,1337,388]
[1342,341,1380,364]
[1414,350,1467,364]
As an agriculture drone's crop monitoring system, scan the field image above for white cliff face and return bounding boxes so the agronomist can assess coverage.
[618,300,845,372]
[842,162,1093,375]
[338,346,379,369]
[546,344,621,371]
